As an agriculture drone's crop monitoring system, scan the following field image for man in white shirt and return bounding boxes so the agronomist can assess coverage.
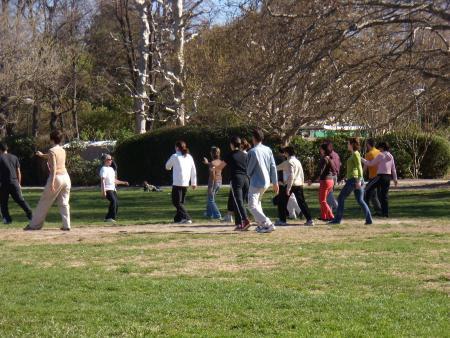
[165,141,197,224]
[100,154,129,222]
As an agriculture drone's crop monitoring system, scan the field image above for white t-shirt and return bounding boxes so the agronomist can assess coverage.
[100,166,116,191]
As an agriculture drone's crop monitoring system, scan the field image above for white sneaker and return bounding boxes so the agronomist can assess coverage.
[180,219,193,224]
[256,224,275,233]
[221,214,233,223]
[104,218,116,223]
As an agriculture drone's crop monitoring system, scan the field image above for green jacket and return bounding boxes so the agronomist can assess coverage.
[346,151,363,179]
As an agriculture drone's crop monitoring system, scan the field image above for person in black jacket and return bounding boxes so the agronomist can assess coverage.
[0,143,32,224]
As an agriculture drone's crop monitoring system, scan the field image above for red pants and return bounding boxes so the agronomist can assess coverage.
[319,179,334,220]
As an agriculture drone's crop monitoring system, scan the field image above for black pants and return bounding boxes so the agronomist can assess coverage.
[229,175,249,225]
[0,182,32,222]
[172,186,191,222]
[105,190,118,220]
[365,174,391,217]
[278,185,312,222]
[364,177,382,213]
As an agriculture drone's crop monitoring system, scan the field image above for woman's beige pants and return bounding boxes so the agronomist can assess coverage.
[30,173,71,229]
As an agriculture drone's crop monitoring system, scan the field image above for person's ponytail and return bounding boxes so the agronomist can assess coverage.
[176,140,189,156]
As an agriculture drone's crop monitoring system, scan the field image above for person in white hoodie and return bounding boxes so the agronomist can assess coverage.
[165,140,197,224]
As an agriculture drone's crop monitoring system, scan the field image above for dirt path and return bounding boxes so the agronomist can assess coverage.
[1,218,449,245]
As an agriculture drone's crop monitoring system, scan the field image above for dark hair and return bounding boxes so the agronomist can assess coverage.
[252,129,264,143]
[210,146,221,160]
[324,140,334,151]
[50,130,63,144]
[230,136,241,149]
[366,138,376,148]
[320,143,332,156]
[241,138,251,151]
[348,137,361,151]
[282,146,295,157]
[175,140,189,156]
[0,142,8,152]
[377,141,390,151]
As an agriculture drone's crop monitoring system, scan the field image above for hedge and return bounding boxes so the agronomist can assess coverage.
[115,127,450,185]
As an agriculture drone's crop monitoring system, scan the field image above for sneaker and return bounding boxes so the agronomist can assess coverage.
[241,219,251,231]
[304,220,315,226]
[180,219,193,224]
[233,225,242,231]
[365,221,373,225]
[104,218,116,223]
[256,224,275,233]
[60,227,71,231]
[274,220,288,226]
[328,220,341,225]
[3,218,11,225]
[23,224,42,231]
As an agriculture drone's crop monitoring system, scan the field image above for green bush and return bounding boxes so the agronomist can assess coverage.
[116,127,450,185]
[115,125,280,185]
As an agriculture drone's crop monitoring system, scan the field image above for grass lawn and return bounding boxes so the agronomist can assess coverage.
[0,187,449,336]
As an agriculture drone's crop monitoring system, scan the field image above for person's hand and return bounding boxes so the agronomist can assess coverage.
[355,180,361,190]
[273,183,279,195]
[286,189,291,196]
[36,151,44,157]
[394,180,398,187]
[192,185,197,190]
[203,157,209,165]
[124,181,129,186]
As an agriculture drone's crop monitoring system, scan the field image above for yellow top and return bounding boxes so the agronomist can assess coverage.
[365,147,381,179]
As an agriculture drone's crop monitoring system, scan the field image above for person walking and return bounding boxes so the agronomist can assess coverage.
[221,136,250,231]
[276,146,314,226]
[363,138,382,215]
[0,143,33,224]
[325,141,340,212]
[329,138,373,225]
[165,140,197,224]
[362,142,398,218]
[312,143,337,222]
[247,129,279,233]
[203,146,223,220]
[100,154,129,222]
[24,130,72,231]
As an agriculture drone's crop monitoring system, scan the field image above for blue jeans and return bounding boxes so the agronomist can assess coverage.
[334,178,372,224]
[327,175,338,211]
[206,182,221,219]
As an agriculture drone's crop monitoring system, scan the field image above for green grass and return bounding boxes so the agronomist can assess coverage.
[0,187,449,337]
[0,186,449,228]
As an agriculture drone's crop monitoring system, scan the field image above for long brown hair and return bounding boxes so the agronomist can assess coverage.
[175,140,189,156]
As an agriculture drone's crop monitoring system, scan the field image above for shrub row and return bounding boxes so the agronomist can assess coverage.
[2,128,448,186]
[115,126,450,185]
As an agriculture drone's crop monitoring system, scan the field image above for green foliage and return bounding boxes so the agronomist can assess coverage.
[65,142,102,186]
[117,127,450,185]
[115,125,280,185]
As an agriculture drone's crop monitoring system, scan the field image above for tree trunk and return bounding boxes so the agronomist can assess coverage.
[72,60,79,139]
[32,102,39,137]
[134,0,150,134]
[172,0,186,126]
[50,98,58,131]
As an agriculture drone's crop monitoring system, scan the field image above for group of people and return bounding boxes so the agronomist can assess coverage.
[0,128,397,233]
[166,129,398,233]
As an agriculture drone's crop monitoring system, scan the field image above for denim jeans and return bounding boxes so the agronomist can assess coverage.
[327,175,338,211]
[334,178,373,224]
[206,182,222,219]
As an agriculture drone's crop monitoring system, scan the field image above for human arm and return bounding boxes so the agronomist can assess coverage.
[391,157,398,186]
[115,179,129,186]
[190,156,197,188]
[165,154,175,170]
[269,152,279,194]
[361,153,382,167]
[49,151,57,192]
[286,161,295,194]
[246,151,256,178]
[35,151,49,159]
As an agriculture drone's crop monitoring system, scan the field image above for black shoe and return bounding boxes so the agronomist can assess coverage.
[60,227,71,231]
[23,224,42,231]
